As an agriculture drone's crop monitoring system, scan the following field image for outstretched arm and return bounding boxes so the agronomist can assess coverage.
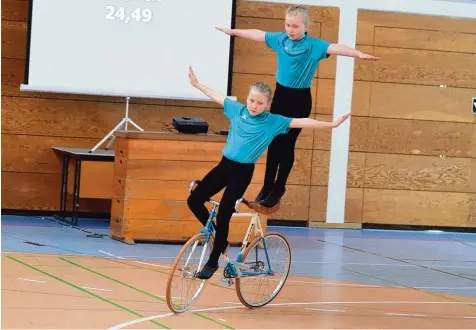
[289,113,351,129]
[216,27,266,42]
[188,66,226,105]
[327,44,379,61]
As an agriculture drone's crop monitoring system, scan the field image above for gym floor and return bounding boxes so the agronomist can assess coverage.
[2,215,476,329]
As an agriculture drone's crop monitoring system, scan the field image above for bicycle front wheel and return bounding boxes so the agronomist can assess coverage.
[166,233,213,313]
[235,232,291,308]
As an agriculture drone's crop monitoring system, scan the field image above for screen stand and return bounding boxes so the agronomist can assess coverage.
[89,97,144,153]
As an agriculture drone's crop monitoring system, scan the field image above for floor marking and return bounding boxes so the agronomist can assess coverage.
[108,300,476,329]
[98,250,125,259]
[218,319,227,322]
[7,256,170,329]
[81,286,112,292]
[17,278,46,283]
[286,280,380,287]
[224,302,242,305]
[60,257,234,330]
[292,260,476,269]
[415,286,476,290]
[305,308,345,313]
[385,312,426,317]
[133,260,171,269]
[464,316,476,319]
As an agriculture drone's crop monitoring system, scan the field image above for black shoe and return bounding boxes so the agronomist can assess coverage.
[255,186,272,203]
[260,188,286,208]
[195,263,218,280]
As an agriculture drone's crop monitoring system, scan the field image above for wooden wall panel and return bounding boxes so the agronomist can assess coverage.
[371,46,476,88]
[363,189,476,227]
[366,118,474,158]
[374,27,476,53]
[310,151,366,188]
[368,83,476,123]
[2,0,29,22]
[320,79,475,123]
[316,79,371,116]
[357,11,476,45]
[1,134,105,173]
[1,96,228,138]
[312,115,368,152]
[364,154,473,193]
[1,21,27,59]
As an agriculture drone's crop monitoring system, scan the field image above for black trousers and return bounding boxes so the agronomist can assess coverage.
[262,82,312,193]
[187,156,254,266]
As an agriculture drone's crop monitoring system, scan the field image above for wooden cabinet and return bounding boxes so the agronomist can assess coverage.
[110,131,267,244]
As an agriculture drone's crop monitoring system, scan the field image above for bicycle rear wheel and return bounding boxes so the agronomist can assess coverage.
[235,232,291,308]
[166,233,213,313]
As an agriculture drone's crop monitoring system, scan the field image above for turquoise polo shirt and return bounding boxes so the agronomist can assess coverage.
[265,32,331,88]
[222,98,292,163]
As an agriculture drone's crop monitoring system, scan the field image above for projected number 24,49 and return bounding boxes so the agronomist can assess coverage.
[105,6,152,23]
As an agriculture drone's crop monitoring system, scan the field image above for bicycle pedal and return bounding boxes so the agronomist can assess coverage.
[220,277,234,287]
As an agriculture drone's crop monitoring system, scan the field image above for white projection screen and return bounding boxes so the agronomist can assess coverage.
[21,0,236,101]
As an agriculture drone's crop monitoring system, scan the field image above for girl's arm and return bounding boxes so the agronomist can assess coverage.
[289,113,351,129]
[327,44,379,61]
[216,27,266,42]
[188,66,226,105]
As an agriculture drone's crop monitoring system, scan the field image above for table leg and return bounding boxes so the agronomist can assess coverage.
[59,155,70,220]
[72,159,82,226]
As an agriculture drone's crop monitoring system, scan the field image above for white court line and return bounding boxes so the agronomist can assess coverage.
[305,308,345,313]
[464,316,476,319]
[386,312,426,317]
[289,280,380,287]
[108,300,476,330]
[223,302,242,305]
[81,286,112,292]
[98,250,125,259]
[218,318,227,322]
[17,278,46,283]
[133,260,171,269]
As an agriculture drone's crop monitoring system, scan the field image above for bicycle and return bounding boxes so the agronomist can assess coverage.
[165,179,292,313]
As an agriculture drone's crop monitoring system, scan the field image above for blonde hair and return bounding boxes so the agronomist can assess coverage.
[249,82,273,103]
[286,5,310,25]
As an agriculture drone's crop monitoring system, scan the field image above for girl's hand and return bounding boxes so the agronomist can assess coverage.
[333,112,351,128]
[358,51,380,61]
[216,27,233,35]
[188,66,199,87]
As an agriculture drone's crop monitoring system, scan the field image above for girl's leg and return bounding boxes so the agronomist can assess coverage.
[257,133,285,202]
[259,85,312,207]
[187,159,227,226]
[196,165,254,279]
[260,127,301,207]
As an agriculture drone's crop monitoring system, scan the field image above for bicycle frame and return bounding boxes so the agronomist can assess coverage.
[188,180,274,279]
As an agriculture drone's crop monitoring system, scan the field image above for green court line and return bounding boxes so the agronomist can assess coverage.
[7,256,170,329]
[60,257,235,330]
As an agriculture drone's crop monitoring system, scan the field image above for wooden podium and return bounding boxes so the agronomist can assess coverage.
[110,131,267,244]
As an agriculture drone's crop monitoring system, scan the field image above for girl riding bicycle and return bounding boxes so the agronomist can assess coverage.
[186,66,350,279]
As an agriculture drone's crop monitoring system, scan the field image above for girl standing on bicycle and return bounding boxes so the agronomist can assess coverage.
[186,66,350,279]
[216,5,379,209]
